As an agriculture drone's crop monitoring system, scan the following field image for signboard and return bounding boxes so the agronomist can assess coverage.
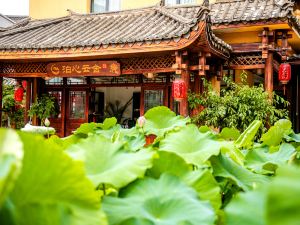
[46,61,121,77]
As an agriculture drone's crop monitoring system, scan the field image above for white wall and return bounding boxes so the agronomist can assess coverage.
[96,86,141,120]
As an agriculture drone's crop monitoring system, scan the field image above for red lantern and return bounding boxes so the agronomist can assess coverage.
[14,87,24,102]
[22,80,27,90]
[172,78,187,101]
[279,63,291,85]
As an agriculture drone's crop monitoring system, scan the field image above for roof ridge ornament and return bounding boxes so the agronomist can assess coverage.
[155,7,194,25]
[202,0,209,7]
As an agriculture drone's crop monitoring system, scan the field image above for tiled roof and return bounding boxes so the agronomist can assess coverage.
[210,0,295,25]
[0,14,15,29]
[7,15,29,22]
[0,5,231,57]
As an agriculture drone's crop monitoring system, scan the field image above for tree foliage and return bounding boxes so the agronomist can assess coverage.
[188,74,289,133]
[28,94,58,125]
[1,84,24,129]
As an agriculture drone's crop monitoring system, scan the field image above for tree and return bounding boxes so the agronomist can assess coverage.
[188,73,289,133]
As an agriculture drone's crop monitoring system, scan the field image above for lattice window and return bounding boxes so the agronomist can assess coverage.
[1,62,47,74]
[91,75,140,84]
[121,56,175,71]
[224,53,265,67]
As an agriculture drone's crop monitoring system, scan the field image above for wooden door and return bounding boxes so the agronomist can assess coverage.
[65,89,89,136]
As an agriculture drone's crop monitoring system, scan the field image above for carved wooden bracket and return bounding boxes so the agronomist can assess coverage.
[258,28,275,59]
[275,30,292,61]
[198,52,210,76]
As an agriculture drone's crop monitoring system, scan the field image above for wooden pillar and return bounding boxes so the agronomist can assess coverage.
[24,79,32,124]
[174,51,189,117]
[0,77,3,127]
[32,78,38,125]
[265,52,274,97]
[259,27,275,98]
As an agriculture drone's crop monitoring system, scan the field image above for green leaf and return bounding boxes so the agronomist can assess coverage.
[73,118,117,136]
[183,170,222,211]
[103,174,216,225]
[143,106,190,137]
[235,120,262,148]
[147,151,221,211]
[147,151,192,179]
[0,132,107,225]
[225,191,266,225]
[245,143,295,174]
[219,128,241,141]
[159,124,224,166]
[101,117,117,130]
[73,122,101,136]
[267,166,300,225]
[261,119,292,146]
[66,135,154,188]
[0,129,23,207]
[211,154,269,191]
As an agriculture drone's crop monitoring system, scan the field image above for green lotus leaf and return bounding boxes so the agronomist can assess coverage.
[102,117,117,130]
[182,170,222,211]
[225,190,266,225]
[147,151,221,210]
[0,132,107,225]
[245,143,295,174]
[103,174,216,225]
[235,120,261,148]
[74,117,117,136]
[48,134,81,150]
[267,166,300,225]
[219,128,241,141]
[261,119,292,146]
[143,106,190,137]
[66,135,154,188]
[211,154,269,191]
[159,124,225,166]
[0,129,23,207]
[147,151,192,178]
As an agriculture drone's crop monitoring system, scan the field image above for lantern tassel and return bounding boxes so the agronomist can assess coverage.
[283,85,286,95]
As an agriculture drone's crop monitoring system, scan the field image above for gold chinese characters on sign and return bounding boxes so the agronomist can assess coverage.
[46,61,121,77]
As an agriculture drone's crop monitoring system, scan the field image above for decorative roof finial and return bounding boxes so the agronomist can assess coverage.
[202,0,209,7]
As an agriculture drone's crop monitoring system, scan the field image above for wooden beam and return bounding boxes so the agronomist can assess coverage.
[0,77,2,127]
[231,43,261,53]
[226,64,265,70]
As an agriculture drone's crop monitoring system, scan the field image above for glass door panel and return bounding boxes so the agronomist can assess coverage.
[69,91,86,119]
[144,90,164,112]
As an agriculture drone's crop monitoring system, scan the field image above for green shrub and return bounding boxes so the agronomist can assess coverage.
[189,73,289,133]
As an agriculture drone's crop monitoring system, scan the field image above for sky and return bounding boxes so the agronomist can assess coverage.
[0,0,29,15]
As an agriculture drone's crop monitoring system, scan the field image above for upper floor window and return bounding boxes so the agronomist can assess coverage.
[91,0,120,13]
[165,0,196,5]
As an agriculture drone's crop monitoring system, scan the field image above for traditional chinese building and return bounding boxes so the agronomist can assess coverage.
[1,0,300,136]
[0,4,231,136]
[210,0,300,131]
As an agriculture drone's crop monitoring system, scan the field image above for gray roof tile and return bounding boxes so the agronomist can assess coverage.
[210,0,295,25]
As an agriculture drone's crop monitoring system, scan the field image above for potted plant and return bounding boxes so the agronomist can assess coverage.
[28,94,58,126]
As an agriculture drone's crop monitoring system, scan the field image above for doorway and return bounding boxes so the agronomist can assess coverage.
[48,88,88,137]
